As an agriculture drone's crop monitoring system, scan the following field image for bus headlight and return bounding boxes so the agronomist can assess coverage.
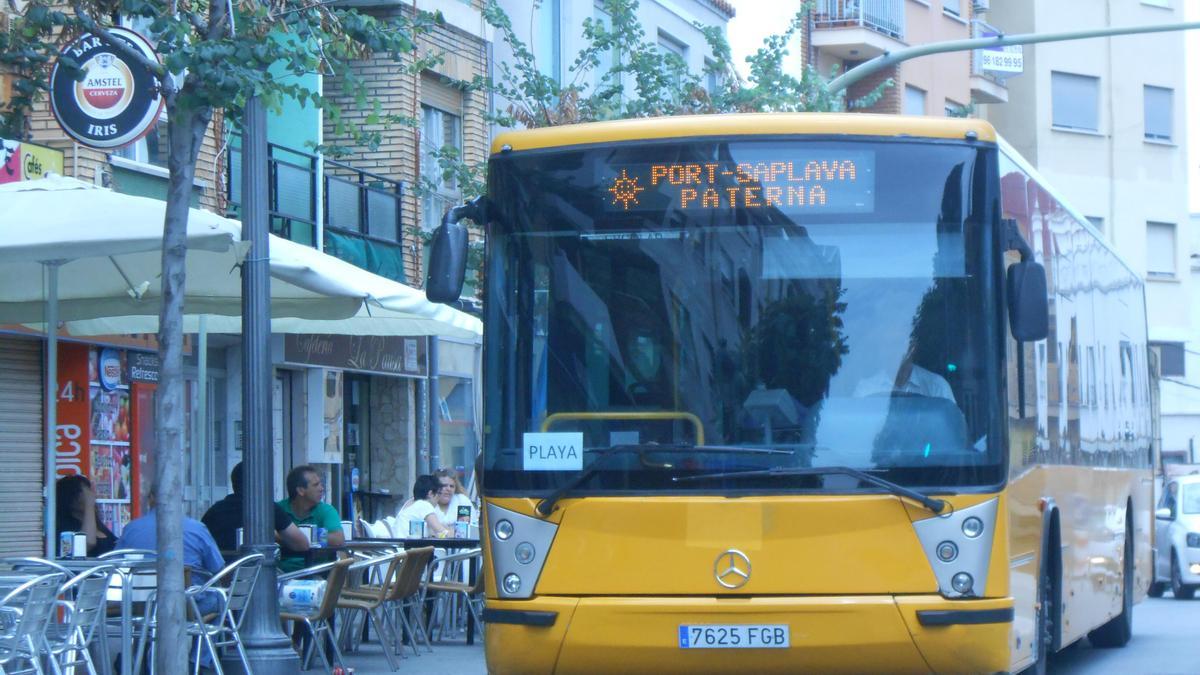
[962,517,985,539]
[936,541,959,562]
[1186,533,1200,548]
[515,542,536,564]
[495,519,514,541]
[503,573,522,594]
[951,572,974,594]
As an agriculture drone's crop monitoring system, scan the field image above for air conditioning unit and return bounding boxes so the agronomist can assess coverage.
[973,0,990,12]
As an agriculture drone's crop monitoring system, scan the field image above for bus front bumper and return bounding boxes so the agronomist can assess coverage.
[484,595,1014,674]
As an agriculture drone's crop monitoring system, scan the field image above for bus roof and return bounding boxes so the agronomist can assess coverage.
[490,113,997,154]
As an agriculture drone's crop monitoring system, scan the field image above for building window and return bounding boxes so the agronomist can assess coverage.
[1151,341,1185,377]
[421,104,462,232]
[115,115,168,167]
[942,0,962,16]
[1145,221,1176,278]
[903,85,926,115]
[535,0,561,83]
[1143,85,1173,142]
[115,13,167,167]
[705,58,720,95]
[1085,216,1104,234]
[657,31,688,86]
[1051,71,1100,132]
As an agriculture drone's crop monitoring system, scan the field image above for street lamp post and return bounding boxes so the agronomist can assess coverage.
[235,95,302,674]
[827,21,1200,95]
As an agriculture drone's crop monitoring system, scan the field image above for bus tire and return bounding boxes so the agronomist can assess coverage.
[1024,521,1061,675]
[1148,581,1166,598]
[1170,553,1195,600]
[1088,518,1133,647]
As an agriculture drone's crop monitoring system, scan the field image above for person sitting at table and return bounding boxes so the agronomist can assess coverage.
[202,462,310,556]
[56,475,117,557]
[277,465,345,573]
[116,487,225,613]
[398,474,455,538]
[396,469,471,527]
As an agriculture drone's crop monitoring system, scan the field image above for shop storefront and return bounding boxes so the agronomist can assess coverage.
[276,334,449,523]
[52,342,159,536]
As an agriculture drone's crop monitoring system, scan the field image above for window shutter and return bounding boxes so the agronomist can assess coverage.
[420,73,463,116]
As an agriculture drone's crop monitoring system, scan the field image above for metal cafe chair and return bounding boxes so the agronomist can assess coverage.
[46,564,116,675]
[96,550,157,560]
[422,548,484,642]
[384,546,436,657]
[279,557,354,671]
[0,572,65,675]
[181,553,265,675]
[335,550,408,671]
[131,565,219,675]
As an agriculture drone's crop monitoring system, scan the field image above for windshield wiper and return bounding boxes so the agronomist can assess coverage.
[535,444,793,517]
[673,465,946,514]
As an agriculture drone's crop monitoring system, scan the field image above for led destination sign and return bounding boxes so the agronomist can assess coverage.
[606,151,875,214]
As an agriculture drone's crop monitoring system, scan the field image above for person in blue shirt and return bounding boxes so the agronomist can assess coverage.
[116,488,226,615]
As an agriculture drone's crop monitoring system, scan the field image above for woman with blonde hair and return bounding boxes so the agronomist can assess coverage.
[434,467,476,525]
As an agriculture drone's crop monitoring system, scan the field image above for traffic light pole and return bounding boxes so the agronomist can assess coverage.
[828,20,1200,95]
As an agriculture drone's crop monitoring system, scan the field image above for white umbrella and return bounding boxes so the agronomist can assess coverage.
[55,240,483,340]
[0,175,368,555]
[0,176,367,323]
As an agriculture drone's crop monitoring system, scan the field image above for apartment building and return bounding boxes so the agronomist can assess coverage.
[981,0,1193,463]
[809,0,1009,115]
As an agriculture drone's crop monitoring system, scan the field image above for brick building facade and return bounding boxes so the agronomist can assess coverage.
[323,0,490,288]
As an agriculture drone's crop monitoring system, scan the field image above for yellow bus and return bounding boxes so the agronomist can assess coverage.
[426,113,1154,674]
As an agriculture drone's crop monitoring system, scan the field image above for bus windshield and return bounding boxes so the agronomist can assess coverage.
[483,138,1002,495]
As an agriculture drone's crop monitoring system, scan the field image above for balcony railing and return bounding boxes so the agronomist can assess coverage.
[970,18,1012,81]
[813,0,904,40]
[227,139,408,282]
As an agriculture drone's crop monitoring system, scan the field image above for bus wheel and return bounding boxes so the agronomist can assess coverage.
[1171,554,1195,600]
[1024,555,1057,675]
[1088,523,1133,647]
[1148,580,1166,598]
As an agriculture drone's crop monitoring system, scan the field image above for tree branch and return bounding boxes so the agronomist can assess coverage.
[71,1,168,82]
[187,11,209,36]
[205,0,229,41]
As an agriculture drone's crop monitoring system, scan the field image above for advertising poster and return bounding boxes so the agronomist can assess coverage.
[55,344,92,477]
[97,503,132,537]
[89,346,134,533]
[90,388,132,442]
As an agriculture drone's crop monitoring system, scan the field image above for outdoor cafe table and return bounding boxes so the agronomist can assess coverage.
[56,556,157,675]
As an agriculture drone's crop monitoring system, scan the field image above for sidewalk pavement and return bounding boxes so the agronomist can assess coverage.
[339,638,486,674]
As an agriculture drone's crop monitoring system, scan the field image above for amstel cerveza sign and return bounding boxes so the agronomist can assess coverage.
[49,28,164,149]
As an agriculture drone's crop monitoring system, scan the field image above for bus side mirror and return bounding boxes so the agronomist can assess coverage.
[1156,507,1172,520]
[426,197,483,304]
[1007,260,1049,342]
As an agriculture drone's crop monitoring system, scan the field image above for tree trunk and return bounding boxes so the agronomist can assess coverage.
[155,100,212,675]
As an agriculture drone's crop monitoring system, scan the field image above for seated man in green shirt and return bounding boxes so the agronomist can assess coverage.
[277,464,345,573]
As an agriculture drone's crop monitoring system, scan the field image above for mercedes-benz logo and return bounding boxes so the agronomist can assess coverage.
[714,549,751,589]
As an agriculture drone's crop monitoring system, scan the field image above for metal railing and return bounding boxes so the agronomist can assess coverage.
[813,0,905,40]
[226,139,405,250]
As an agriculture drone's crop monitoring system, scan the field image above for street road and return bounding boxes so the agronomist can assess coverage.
[1051,596,1200,674]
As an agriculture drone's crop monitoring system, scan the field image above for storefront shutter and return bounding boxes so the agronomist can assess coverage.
[0,337,44,557]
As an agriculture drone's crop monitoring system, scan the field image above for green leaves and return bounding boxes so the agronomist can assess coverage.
[1,0,427,146]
